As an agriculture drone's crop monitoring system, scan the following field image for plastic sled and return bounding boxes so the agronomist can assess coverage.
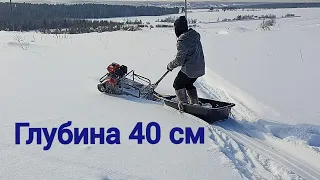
[160,95,235,124]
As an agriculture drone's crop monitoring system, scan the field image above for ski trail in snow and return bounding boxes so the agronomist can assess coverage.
[195,77,320,180]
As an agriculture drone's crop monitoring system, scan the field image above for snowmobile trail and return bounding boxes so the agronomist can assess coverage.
[216,120,320,180]
[195,77,320,180]
[207,123,303,180]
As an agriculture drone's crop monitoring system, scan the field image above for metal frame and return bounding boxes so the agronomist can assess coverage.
[98,69,152,98]
[125,70,151,85]
[184,0,187,19]
[99,73,109,83]
[99,70,151,84]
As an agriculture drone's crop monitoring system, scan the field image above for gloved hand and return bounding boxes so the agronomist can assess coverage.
[167,63,174,71]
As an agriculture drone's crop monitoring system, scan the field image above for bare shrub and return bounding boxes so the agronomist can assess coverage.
[156,16,197,24]
[121,24,141,31]
[14,34,29,50]
[260,18,276,31]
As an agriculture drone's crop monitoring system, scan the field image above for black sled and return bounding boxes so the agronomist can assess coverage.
[155,94,235,124]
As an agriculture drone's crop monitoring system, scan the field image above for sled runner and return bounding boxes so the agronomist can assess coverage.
[97,62,235,123]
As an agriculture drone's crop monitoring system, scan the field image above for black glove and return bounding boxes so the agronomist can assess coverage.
[167,63,174,71]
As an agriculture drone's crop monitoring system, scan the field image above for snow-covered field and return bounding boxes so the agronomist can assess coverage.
[1,7,320,180]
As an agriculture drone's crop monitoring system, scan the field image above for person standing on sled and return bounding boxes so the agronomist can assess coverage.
[167,16,205,111]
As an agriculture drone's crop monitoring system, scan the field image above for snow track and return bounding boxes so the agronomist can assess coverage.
[195,77,320,180]
[208,123,303,180]
[216,121,320,180]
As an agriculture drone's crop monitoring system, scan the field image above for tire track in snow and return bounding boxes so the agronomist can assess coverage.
[195,78,320,180]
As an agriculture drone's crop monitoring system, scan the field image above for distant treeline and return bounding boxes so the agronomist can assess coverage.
[245,3,320,9]
[207,2,320,10]
[0,2,179,32]
[0,18,144,34]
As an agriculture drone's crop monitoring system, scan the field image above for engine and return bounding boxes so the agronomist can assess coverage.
[97,62,128,93]
[107,62,127,78]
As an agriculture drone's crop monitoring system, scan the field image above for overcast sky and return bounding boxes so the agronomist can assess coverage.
[1,0,320,3]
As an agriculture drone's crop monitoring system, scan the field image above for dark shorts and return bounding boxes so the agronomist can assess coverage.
[173,71,197,90]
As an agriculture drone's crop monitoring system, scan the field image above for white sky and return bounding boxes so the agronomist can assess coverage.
[2,0,320,3]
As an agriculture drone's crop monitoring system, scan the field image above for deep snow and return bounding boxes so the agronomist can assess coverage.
[1,7,320,180]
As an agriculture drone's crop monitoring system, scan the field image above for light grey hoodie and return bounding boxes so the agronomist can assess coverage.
[168,28,205,78]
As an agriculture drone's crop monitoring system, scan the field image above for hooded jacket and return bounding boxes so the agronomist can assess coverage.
[168,28,205,78]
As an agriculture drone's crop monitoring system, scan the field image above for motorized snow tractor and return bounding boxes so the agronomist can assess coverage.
[97,62,160,100]
[97,62,235,123]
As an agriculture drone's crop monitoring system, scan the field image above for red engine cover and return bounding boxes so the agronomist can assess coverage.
[105,78,117,88]
[107,63,120,73]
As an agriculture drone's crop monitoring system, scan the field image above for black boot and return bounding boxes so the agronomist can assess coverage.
[186,88,199,105]
[175,88,188,112]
